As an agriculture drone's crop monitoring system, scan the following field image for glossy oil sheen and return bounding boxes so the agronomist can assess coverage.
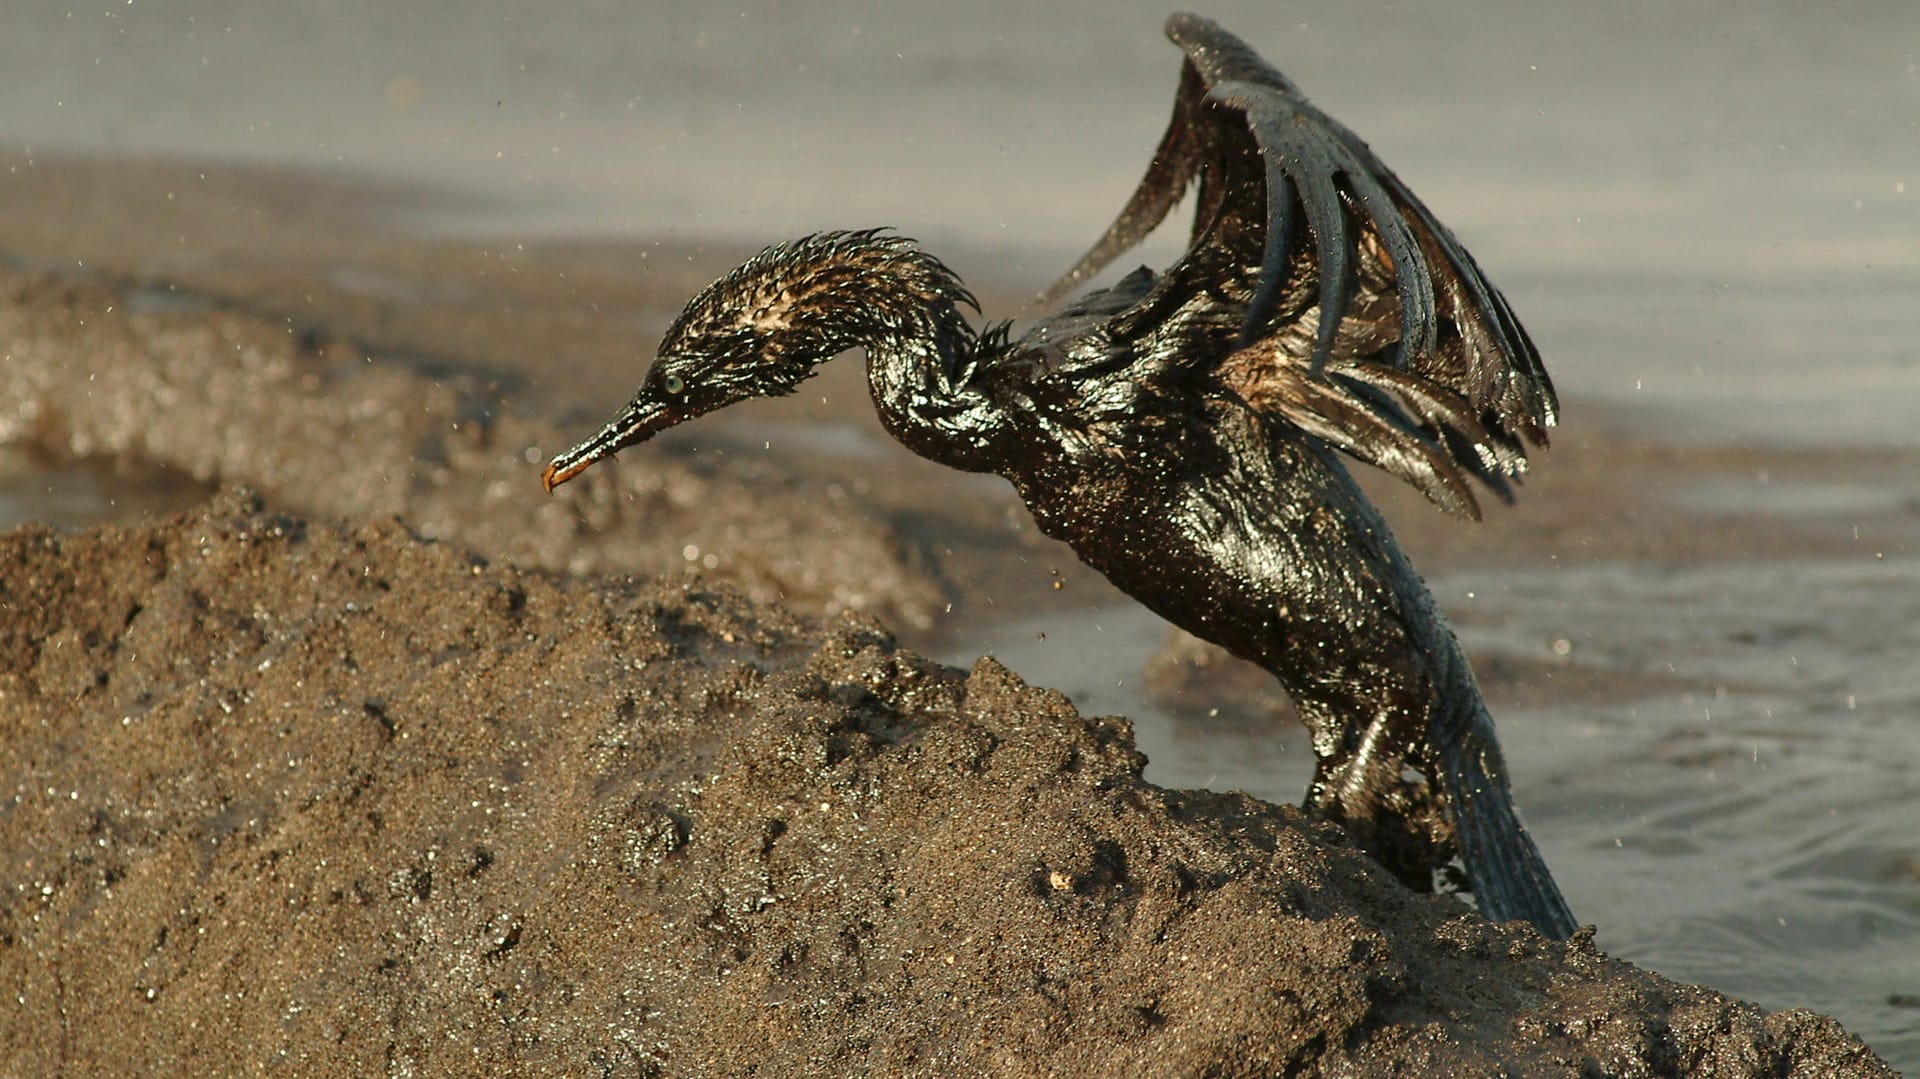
[547,17,1578,937]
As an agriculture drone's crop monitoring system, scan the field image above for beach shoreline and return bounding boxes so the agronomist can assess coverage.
[2,152,1915,1071]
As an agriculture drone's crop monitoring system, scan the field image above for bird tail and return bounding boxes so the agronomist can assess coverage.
[1436,725,1578,940]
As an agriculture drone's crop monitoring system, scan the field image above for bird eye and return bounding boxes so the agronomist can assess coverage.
[661,373,686,395]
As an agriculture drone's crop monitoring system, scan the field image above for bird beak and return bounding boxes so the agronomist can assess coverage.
[541,395,679,493]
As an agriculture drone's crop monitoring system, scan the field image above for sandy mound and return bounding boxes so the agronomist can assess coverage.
[0,490,1888,1076]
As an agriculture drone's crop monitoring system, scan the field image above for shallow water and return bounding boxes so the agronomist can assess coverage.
[0,446,209,534]
[1453,557,1920,1063]
[5,0,1918,1066]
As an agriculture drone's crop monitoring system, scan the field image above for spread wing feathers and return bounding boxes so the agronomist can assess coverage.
[1219,342,1511,519]
[1042,12,1558,511]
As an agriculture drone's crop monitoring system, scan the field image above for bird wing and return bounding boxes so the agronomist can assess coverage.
[1041,13,1557,519]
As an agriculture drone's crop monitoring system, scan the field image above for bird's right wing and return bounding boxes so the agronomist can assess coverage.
[1042,13,1558,519]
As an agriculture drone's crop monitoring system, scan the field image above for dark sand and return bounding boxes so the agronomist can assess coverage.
[1,491,1891,1075]
[0,156,1907,1074]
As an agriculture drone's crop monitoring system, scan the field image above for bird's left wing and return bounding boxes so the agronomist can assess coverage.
[1043,13,1557,519]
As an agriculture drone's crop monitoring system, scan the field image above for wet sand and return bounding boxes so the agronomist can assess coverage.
[1,156,1913,1072]
[1,489,1889,1075]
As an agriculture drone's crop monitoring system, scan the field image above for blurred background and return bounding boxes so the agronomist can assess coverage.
[6,1,1917,439]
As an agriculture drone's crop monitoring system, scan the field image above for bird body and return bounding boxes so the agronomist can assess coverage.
[545,14,1576,939]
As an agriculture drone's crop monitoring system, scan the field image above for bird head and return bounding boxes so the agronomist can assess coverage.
[542,230,975,492]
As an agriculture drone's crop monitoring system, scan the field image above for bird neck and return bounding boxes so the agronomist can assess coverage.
[726,232,1005,469]
[860,315,1003,468]
[793,247,1002,471]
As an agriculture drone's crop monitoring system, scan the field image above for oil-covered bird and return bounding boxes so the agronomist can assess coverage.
[543,13,1576,939]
